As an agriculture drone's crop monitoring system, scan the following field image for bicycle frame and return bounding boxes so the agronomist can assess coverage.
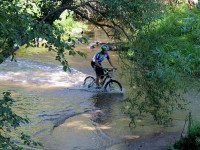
[99,68,114,87]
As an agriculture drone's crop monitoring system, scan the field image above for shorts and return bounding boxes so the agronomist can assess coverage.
[91,61,104,78]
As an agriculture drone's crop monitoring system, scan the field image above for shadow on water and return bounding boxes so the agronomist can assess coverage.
[51,92,124,129]
[42,92,129,150]
[90,93,124,125]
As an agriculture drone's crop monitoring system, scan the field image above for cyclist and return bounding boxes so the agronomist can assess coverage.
[91,44,116,88]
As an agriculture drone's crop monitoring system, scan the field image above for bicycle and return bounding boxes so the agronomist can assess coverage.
[83,68,122,92]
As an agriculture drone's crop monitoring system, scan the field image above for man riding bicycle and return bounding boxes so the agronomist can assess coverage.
[91,44,116,88]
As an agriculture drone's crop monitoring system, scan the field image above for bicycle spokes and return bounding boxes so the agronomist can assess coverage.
[83,76,95,88]
[105,80,122,92]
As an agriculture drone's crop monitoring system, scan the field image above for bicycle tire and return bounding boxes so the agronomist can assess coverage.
[83,76,95,88]
[104,80,122,92]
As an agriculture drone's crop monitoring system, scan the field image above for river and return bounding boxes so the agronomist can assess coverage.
[0,27,200,150]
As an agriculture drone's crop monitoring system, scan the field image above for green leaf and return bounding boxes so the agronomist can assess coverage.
[69,50,76,56]
[76,51,87,58]
[63,65,68,71]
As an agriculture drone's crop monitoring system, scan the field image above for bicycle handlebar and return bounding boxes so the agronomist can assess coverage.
[103,68,117,72]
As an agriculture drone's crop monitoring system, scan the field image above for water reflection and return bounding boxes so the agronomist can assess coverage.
[90,93,124,125]
[42,92,128,150]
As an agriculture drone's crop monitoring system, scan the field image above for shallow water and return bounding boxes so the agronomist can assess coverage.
[0,27,200,150]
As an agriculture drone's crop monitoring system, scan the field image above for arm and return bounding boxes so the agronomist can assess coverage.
[108,59,116,68]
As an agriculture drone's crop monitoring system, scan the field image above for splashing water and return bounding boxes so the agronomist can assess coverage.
[0,58,88,88]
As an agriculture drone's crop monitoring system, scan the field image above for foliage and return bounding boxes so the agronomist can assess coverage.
[0,92,42,149]
[96,0,163,40]
[54,10,88,38]
[169,113,200,150]
[144,4,200,76]
[0,0,88,71]
[115,2,200,125]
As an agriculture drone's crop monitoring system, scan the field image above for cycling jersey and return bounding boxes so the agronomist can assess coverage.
[92,51,110,63]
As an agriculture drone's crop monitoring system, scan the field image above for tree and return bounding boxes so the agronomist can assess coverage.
[0,0,95,69]
[99,1,200,125]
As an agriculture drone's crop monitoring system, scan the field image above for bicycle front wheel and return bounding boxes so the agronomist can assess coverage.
[104,80,122,92]
[83,76,95,88]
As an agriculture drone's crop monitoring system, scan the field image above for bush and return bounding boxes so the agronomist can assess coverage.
[121,3,200,126]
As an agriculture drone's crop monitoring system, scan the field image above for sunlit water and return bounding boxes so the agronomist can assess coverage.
[0,27,200,150]
[0,56,130,150]
[0,28,133,149]
[0,58,87,88]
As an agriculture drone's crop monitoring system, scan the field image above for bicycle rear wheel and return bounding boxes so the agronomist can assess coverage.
[83,76,95,88]
[104,80,122,92]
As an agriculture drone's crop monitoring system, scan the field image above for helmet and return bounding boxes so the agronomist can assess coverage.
[101,44,109,51]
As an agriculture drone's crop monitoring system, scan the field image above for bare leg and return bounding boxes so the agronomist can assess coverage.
[96,75,100,86]
[99,75,104,85]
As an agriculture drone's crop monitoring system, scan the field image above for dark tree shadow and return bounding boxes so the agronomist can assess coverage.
[89,93,124,125]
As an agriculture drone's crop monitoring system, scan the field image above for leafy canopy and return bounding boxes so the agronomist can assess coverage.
[117,3,200,125]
